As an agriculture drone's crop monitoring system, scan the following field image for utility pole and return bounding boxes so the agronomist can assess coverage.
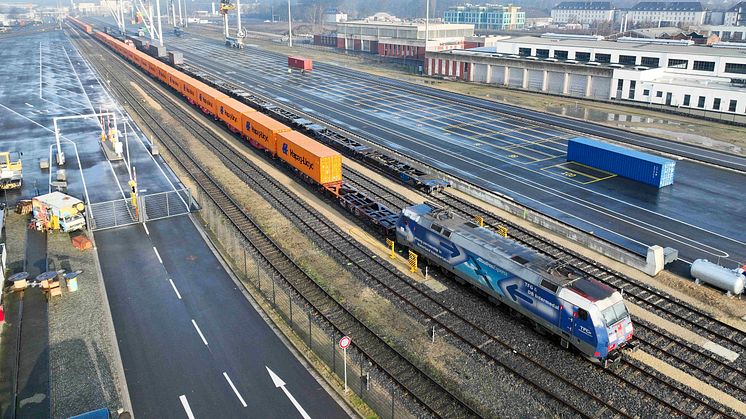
[287,0,292,47]
[171,0,176,26]
[156,0,163,46]
[236,0,242,36]
[425,0,429,51]
[183,0,188,27]
[177,0,182,26]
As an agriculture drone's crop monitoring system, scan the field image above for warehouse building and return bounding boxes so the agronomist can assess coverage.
[425,34,746,114]
[443,4,525,30]
[550,1,615,25]
[626,1,706,26]
[328,20,481,62]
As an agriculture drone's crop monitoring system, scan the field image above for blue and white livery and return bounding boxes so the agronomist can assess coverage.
[396,203,634,365]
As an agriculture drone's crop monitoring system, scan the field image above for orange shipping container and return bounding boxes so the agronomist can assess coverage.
[195,84,228,115]
[276,131,342,186]
[244,112,291,153]
[217,98,256,133]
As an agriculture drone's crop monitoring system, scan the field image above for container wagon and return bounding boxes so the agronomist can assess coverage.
[244,112,291,154]
[288,56,313,72]
[276,131,343,187]
[567,137,675,188]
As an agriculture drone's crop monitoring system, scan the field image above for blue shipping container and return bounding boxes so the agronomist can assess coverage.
[566,137,675,188]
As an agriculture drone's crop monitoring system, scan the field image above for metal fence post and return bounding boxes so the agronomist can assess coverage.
[113,201,117,226]
[391,385,395,419]
[308,311,312,350]
[332,337,336,373]
[271,273,276,305]
[289,295,293,324]
[166,192,170,217]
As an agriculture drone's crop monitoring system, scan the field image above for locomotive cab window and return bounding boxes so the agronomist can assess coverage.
[442,230,452,238]
[511,255,529,265]
[577,308,588,321]
[601,301,628,326]
[432,224,443,234]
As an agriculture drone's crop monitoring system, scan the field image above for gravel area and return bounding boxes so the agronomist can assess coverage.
[46,230,124,418]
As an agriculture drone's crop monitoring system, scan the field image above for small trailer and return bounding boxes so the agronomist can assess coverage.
[32,192,86,232]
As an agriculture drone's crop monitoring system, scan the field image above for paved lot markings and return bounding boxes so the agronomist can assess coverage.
[541,162,617,184]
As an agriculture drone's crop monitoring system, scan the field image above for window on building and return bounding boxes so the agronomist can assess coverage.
[643,89,650,96]
[629,80,636,99]
[668,59,688,69]
[713,98,721,110]
[725,63,746,74]
[575,52,591,62]
[693,61,715,72]
[641,57,660,67]
[519,47,531,56]
[554,50,568,60]
[595,53,611,63]
[617,79,624,91]
[619,55,637,65]
[698,96,706,108]
[536,49,549,58]
[683,94,691,106]
[729,99,738,112]
[656,91,663,98]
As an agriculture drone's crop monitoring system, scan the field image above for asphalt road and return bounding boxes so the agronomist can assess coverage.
[160,34,746,269]
[97,216,349,418]
[1,30,349,419]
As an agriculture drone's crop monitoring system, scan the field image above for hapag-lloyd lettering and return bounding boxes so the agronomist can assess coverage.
[289,149,314,170]
[251,126,269,142]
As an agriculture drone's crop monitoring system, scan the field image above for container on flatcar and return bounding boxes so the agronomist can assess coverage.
[276,131,342,185]
[288,56,313,71]
[244,112,291,153]
[566,137,675,188]
[217,98,257,134]
[195,84,228,116]
[168,51,184,65]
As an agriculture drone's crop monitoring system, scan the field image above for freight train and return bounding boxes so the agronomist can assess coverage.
[67,17,634,364]
[396,203,634,366]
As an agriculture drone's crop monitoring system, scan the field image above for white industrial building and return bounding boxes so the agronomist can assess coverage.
[550,1,615,25]
[626,2,706,26]
[425,34,746,115]
[724,1,746,26]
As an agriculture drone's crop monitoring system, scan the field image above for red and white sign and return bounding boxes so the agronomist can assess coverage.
[339,336,351,349]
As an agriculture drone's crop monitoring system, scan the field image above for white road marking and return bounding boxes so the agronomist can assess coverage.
[223,372,248,408]
[25,103,34,108]
[266,367,311,419]
[169,279,182,300]
[153,247,163,264]
[179,395,195,419]
[143,223,150,235]
[192,320,208,346]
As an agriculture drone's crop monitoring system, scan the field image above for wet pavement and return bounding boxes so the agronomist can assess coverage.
[156,33,746,269]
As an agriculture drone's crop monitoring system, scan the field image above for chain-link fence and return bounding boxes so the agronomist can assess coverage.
[194,186,419,419]
[141,188,193,222]
[87,198,139,231]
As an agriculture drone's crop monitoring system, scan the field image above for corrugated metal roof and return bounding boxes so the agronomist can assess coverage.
[569,137,674,165]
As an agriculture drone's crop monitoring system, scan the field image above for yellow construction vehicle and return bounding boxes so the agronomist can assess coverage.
[0,151,23,190]
[220,0,235,14]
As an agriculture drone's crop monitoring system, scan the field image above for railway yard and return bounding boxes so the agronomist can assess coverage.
[0,15,745,419]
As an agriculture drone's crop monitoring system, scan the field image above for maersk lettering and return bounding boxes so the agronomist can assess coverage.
[287,146,315,170]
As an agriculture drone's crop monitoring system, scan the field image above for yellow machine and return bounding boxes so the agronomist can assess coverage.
[32,192,86,232]
[0,151,23,190]
[220,0,235,14]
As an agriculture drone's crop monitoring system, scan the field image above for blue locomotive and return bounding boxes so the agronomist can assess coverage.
[396,203,634,366]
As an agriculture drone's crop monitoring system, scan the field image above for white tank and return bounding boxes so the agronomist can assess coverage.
[690,259,745,296]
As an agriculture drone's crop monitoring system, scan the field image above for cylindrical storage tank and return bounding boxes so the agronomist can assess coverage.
[691,259,745,295]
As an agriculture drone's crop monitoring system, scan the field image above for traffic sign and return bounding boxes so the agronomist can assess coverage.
[339,336,351,349]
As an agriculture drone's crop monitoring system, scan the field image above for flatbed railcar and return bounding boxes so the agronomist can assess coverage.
[396,202,634,366]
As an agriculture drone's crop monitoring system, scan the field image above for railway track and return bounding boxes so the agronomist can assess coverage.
[67,29,475,419]
[70,26,744,418]
[68,26,644,419]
